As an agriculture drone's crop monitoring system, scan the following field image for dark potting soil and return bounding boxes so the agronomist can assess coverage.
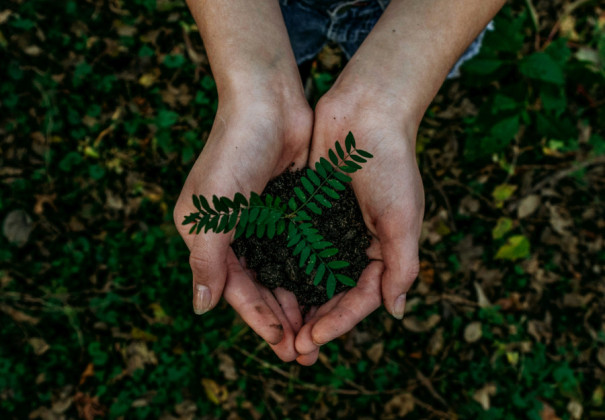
[232,170,370,307]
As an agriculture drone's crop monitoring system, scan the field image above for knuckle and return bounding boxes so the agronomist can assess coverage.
[189,251,210,276]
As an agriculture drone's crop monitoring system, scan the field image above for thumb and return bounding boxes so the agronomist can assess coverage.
[380,236,420,320]
[190,233,230,315]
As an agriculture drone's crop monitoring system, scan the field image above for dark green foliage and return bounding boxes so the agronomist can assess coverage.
[183,134,372,298]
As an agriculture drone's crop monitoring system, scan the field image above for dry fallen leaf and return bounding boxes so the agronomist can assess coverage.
[2,209,34,247]
[383,392,415,419]
[567,399,583,420]
[473,383,497,410]
[403,314,441,333]
[517,194,540,219]
[367,341,384,364]
[464,322,483,343]
[539,400,561,420]
[218,353,238,381]
[29,337,50,355]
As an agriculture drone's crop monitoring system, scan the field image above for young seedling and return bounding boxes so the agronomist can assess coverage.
[182,132,372,298]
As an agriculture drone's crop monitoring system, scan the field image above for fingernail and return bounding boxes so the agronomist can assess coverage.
[193,284,211,315]
[392,293,407,320]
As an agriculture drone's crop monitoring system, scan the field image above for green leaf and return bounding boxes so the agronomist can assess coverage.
[319,248,338,258]
[256,222,265,238]
[196,222,203,234]
[335,141,345,160]
[315,161,327,178]
[519,52,565,85]
[336,274,356,286]
[156,109,179,128]
[328,260,350,269]
[345,160,362,170]
[492,184,517,206]
[356,149,373,159]
[462,58,504,75]
[234,220,246,239]
[256,208,269,225]
[294,187,306,203]
[334,171,352,183]
[250,192,262,206]
[495,235,531,260]
[189,224,197,234]
[245,222,255,238]
[299,246,311,268]
[345,132,355,153]
[220,196,234,210]
[239,208,249,227]
[314,264,326,286]
[490,115,520,143]
[212,195,226,212]
[288,197,297,211]
[328,149,339,165]
[266,221,276,239]
[217,214,229,232]
[350,154,367,163]
[312,241,331,250]
[306,169,321,186]
[293,241,305,256]
[492,217,513,240]
[301,177,314,194]
[340,165,357,174]
[326,273,336,298]
[305,254,317,275]
[328,179,346,191]
[199,196,215,214]
[319,157,333,174]
[314,194,332,208]
[295,211,312,222]
[192,195,202,211]
[277,219,286,235]
[249,207,260,223]
[287,232,301,247]
[234,192,248,207]
[227,211,239,231]
[321,186,340,199]
[205,214,219,233]
[306,202,322,215]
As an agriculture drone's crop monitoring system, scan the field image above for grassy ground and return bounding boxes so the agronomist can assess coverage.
[1,0,604,418]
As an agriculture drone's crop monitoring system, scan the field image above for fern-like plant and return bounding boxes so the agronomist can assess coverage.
[182,132,373,298]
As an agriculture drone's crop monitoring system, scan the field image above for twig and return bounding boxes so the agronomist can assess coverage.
[529,155,605,194]
[545,0,596,47]
[412,396,453,419]
[234,345,408,396]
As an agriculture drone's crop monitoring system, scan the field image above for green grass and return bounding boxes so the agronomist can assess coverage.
[1,0,604,418]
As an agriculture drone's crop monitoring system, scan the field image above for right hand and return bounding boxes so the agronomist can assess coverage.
[173,95,313,361]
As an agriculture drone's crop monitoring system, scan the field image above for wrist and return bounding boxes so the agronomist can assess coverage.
[318,82,420,147]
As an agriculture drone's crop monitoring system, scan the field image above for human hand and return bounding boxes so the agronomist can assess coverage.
[294,92,424,365]
[173,95,312,361]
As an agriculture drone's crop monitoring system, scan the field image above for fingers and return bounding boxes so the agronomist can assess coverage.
[310,261,383,345]
[258,288,299,362]
[296,348,320,366]
[223,251,284,345]
[189,232,232,314]
[273,288,303,333]
[379,236,420,320]
[295,292,346,356]
[294,261,383,365]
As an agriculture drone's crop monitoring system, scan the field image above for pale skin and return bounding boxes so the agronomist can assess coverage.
[174,0,506,365]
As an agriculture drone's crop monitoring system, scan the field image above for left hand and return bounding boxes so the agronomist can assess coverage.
[293,90,425,365]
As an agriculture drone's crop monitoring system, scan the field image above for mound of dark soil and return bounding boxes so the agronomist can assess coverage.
[232,170,370,307]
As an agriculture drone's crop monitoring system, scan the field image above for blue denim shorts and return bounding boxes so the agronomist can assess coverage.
[279,0,493,79]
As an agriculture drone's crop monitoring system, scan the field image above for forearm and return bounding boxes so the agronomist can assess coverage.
[186,0,304,103]
[331,0,506,128]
